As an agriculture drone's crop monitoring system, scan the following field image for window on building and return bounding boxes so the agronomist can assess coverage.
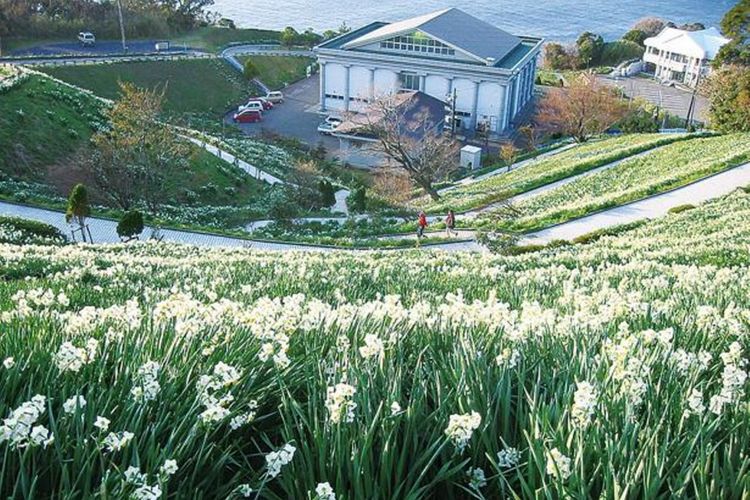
[400,73,420,91]
[380,32,456,56]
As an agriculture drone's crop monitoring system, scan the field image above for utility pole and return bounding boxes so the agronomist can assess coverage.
[447,87,457,137]
[685,72,701,130]
[116,0,127,53]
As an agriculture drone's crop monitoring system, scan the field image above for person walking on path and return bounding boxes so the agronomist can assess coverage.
[417,211,428,239]
[445,210,457,237]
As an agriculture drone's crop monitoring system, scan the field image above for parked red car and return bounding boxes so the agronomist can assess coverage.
[246,97,274,111]
[233,109,262,123]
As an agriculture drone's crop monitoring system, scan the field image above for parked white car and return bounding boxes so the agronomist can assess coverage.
[77,32,96,46]
[265,91,284,104]
[317,116,342,135]
[239,101,264,113]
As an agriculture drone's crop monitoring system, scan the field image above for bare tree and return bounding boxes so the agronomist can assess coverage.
[355,94,459,201]
[372,166,414,206]
[87,82,187,213]
[536,75,627,143]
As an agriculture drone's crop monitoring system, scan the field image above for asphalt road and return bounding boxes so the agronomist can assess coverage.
[9,40,196,57]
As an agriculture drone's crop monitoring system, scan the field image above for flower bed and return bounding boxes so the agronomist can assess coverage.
[0,189,749,497]
[426,133,694,213]
[490,133,750,232]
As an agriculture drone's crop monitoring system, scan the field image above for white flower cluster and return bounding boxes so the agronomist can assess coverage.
[709,342,748,415]
[197,362,243,424]
[571,381,598,427]
[265,443,296,478]
[325,383,357,424]
[0,395,54,449]
[358,334,384,359]
[131,361,161,403]
[546,447,572,481]
[102,431,135,452]
[466,467,487,490]
[230,400,258,430]
[63,395,87,415]
[54,339,99,373]
[497,446,520,468]
[314,482,336,500]
[495,347,520,368]
[444,411,481,453]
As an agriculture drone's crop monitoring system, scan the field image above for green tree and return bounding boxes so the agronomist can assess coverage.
[280,26,299,47]
[623,29,648,46]
[243,59,259,80]
[65,184,91,242]
[715,0,750,66]
[318,180,336,207]
[348,186,367,213]
[576,32,605,68]
[703,65,750,132]
[117,210,145,240]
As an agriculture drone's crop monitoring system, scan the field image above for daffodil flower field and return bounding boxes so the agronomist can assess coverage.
[426,133,693,213]
[492,133,750,232]
[1,190,750,498]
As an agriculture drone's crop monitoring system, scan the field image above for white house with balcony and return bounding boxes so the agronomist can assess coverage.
[643,27,730,87]
[313,8,543,136]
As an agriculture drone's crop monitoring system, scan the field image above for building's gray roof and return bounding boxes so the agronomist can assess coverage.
[340,8,522,65]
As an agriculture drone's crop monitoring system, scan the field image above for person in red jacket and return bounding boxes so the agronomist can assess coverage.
[417,211,428,238]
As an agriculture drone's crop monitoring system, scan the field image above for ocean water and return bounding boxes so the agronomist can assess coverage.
[211,0,733,42]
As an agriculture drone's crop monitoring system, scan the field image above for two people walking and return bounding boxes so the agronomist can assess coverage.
[416,209,458,239]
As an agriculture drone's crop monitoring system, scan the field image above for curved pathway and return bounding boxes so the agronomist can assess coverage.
[221,44,313,73]
[0,201,481,252]
[521,162,750,245]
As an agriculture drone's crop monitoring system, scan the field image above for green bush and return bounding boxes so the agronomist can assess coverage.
[348,187,367,213]
[116,211,145,240]
[0,216,66,245]
[318,180,336,207]
[668,204,697,214]
[600,40,644,66]
[572,220,648,245]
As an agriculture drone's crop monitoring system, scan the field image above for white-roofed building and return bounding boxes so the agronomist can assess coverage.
[313,8,543,136]
[643,27,730,87]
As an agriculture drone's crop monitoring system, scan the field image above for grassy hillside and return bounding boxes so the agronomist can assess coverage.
[1,189,749,497]
[0,73,106,177]
[238,55,314,90]
[41,59,249,117]
[172,27,282,52]
[0,70,269,214]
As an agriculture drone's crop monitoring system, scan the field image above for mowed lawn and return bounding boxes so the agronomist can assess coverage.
[238,55,314,90]
[41,58,250,117]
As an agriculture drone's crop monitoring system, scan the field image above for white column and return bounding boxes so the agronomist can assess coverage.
[471,80,480,130]
[319,62,327,112]
[502,83,511,130]
[368,68,375,101]
[419,74,426,92]
[344,65,351,112]
[512,75,520,119]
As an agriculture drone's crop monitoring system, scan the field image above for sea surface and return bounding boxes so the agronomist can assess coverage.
[211,0,733,42]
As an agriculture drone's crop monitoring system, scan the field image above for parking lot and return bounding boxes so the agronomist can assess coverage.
[599,74,708,122]
[227,75,339,150]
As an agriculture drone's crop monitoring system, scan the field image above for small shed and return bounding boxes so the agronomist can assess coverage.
[460,145,482,170]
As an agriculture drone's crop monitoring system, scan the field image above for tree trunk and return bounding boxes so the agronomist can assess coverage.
[420,182,441,201]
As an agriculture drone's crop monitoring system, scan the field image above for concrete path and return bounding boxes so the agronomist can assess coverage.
[185,137,286,185]
[462,144,668,218]
[0,201,481,252]
[522,162,750,245]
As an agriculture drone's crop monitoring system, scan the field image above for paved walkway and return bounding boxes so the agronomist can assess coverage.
[0,201,481,252]
[522,162,750,245]
[221,44,313,73]
[185,137,286,185]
